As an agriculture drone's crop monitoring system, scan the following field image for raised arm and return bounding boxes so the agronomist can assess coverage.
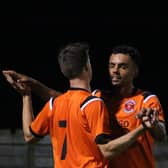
[2,70,62,101]
[99,107,159,159]
[22,92,35,142]
[7,78,36,142]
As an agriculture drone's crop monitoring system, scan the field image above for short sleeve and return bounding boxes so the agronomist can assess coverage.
[30,97,54,137]
[143,94,165,122]
[81,96,112,143]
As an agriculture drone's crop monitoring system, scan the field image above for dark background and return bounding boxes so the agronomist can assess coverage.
[0,1,167,133]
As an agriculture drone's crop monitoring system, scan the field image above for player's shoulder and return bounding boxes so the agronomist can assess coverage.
[80,95,104,111]
[137,89,159,103]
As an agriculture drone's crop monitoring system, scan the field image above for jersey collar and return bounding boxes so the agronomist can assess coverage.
[69,87,90,93]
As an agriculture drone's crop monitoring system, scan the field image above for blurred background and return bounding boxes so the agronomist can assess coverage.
[0,1,168,167]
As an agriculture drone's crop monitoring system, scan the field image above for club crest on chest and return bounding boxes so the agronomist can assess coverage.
[124,100,136,113]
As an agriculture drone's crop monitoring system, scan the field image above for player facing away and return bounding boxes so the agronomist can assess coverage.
[2,43,161,168]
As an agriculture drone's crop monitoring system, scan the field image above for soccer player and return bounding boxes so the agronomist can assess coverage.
[2,43,162,168]
[92,45,166,168]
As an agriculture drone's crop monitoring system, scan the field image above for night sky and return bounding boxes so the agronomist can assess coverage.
[0,1,167,132]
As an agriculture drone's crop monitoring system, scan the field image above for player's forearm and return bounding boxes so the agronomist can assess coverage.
[150,121,166,141]
[22,94,34,142]
[31,79,62,101]
[99,125,145,159]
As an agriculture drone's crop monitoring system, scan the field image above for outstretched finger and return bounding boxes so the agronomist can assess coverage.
[151,108,159,125]
[3,73,15,84]
[3,70,23,81]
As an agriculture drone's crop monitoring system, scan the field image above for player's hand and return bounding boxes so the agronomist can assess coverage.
[2,70,32,95]
[137,107,159,129]
[2,70,36,85]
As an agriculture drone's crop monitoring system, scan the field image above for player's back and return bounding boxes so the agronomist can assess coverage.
[50,88,109,168]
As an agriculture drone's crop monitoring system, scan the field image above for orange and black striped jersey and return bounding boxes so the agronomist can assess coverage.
[30,88,112,168]
[93,88,165,168]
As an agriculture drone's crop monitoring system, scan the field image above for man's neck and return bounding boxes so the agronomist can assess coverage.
[113,85,135,99]
[70,79,91,92]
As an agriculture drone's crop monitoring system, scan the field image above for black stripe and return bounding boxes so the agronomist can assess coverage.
[29,126,44,138]
[142,91,152,99]
[59,120,67,127]
[80,96,98,108]
[61,135,67,160]
[95,133,112,144]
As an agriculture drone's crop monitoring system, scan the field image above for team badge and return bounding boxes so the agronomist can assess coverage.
[124,100,136,113]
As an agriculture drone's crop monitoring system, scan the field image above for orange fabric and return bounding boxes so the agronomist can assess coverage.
[31,88,111,168]
[94,89,165,168]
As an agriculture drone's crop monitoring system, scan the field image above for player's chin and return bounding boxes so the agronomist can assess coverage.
[111,80,121,86]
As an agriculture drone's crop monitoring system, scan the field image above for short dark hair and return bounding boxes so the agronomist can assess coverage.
[58,42,89,79]
[111,45,141,67]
